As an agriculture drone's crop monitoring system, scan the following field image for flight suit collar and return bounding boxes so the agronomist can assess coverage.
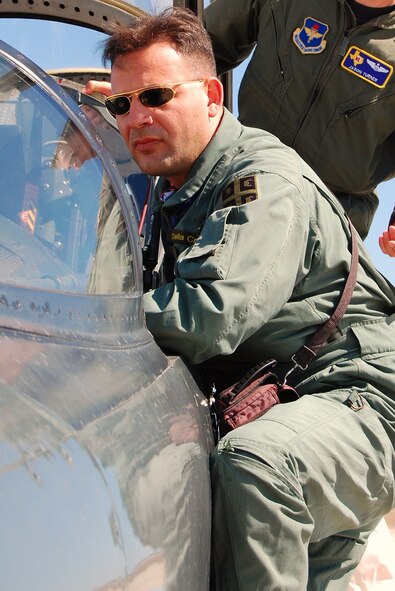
[377,10,395,28]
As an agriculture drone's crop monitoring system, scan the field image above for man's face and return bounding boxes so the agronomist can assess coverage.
[110,43,221,187]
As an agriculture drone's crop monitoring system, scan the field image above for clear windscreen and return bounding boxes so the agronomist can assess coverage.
[0,56,136,294]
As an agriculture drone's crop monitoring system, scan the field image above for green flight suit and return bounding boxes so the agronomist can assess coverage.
[205,0,395,238]
[143,109,395,589]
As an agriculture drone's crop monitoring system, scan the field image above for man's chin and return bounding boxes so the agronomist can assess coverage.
[134,158,171,179]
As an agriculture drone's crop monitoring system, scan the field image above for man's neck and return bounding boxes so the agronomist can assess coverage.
[347,0,395,24]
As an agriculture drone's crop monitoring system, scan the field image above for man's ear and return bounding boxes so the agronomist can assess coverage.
[206,77,224,117]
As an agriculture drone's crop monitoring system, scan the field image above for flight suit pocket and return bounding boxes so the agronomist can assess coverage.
[176,208,236,280]
[350,317,395,359]
[311,90,395,193]
[349,317,395,403]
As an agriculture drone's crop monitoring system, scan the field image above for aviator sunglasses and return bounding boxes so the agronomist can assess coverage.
[105,80,205,117]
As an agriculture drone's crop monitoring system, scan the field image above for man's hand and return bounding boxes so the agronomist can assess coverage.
[379,225,395,257]
[83,80,112,97]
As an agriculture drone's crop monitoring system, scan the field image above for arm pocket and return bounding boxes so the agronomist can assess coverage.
[176,208,237,281]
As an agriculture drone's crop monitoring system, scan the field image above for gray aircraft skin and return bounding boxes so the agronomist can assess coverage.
[0,1,214,589]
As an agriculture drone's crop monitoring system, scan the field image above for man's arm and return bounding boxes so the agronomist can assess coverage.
[143,174,314,364]
[204,0,259,74]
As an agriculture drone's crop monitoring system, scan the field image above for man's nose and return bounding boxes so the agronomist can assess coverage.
[127,99,154,128]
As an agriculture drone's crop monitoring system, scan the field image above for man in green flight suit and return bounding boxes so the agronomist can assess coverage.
[101,7,395,589]
[205,0,395,249]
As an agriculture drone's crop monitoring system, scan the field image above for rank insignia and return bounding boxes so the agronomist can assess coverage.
[341,46,393,88]
[222,175,259,207]
[293,17,329,54]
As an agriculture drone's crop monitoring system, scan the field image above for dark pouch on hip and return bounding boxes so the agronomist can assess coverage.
[215,359,299,436]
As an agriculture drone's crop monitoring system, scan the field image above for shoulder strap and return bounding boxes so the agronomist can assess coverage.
[291,220,359,370]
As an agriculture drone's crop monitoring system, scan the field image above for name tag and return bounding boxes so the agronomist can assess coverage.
[168,231,198,245]
[341,46,393,88]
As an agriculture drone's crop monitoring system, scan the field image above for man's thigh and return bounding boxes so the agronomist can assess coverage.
[211,391,395,590]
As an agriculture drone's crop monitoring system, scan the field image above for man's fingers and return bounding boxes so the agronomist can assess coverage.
[83,80,112,96]
[379,226,395,257]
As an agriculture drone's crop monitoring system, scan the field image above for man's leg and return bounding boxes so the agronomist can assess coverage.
[307,527,375,590]
[211,391,394,591]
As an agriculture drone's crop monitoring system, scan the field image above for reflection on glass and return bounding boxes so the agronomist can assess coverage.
[0,56,135,294]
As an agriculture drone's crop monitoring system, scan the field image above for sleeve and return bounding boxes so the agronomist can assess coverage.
[143,172,316,365]
[204,0,261,74]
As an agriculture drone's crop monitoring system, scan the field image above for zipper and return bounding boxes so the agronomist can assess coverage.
[292,9,391,146]
[291,5,354,145]
[342,90,395,119]
[271,6,285,81]
[338,37,349,58]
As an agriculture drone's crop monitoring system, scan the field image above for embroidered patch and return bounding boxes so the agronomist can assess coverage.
[341,46,393,88]
[222,176,259,207]
[293,17,329,54]
[168,230,199,245]
[19,207,37,233]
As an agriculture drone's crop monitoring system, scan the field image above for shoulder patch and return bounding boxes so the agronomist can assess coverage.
[293,17,329,55]
[221,175,259,207]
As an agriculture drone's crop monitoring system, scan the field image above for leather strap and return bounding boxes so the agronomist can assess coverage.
[291,220,359,370]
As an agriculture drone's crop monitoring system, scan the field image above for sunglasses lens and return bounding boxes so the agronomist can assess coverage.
[139,87,175,107]
[105,86,177,116]
[105,95,131,116]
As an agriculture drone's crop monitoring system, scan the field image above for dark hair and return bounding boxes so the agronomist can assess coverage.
[103,7,216,77]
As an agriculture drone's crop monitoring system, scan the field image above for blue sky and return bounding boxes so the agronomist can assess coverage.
[0,16,393,282]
